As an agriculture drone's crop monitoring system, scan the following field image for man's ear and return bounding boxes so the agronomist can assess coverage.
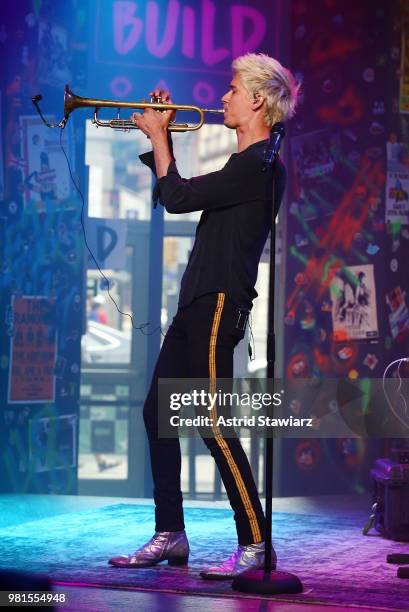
[252,93,264,110]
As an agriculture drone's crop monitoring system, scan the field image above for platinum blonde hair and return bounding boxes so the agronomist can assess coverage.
[232,53,300,127]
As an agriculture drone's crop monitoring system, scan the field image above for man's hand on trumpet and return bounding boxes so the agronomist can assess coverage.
[130,89,176,138]
[133,88,175,179]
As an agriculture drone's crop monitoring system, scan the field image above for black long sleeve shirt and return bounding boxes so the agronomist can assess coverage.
[139,138,286,310]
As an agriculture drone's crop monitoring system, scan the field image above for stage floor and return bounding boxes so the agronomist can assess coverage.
[0,493,407,612]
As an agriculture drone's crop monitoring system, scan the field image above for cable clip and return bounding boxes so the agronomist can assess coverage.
[236,308,249,331]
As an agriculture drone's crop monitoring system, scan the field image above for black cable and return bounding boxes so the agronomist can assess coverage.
[248,312,255,361]
[59,128,164,337]
[32,95,67,129]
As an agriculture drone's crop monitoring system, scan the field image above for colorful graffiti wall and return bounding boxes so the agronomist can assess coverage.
[280,0,409,495]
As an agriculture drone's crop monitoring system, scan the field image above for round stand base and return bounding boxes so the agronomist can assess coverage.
[232,569,303,595]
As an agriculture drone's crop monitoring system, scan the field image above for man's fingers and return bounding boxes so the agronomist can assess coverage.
[143,107,157,118]
[130,112,141,125]
[130,105,172,134]
[149,88,173,103]
[131,112,147,130]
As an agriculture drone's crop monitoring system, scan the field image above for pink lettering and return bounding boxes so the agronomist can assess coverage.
[202,0,229,66]
[109,1,269,66]
[231,6,266,57]
[113,1,143,55]
[182,6,195,59]
[146,0,180,58]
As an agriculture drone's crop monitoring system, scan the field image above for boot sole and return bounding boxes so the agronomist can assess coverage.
[168,555,189,566]
[109,555,189,568]
[200,562,276,580]
[200,571,235,580]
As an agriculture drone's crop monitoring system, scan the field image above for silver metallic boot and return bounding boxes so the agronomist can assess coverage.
[108,530,189,568]
[200,541,277,580]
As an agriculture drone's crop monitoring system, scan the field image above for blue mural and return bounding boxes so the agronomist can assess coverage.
[0,0,88,493]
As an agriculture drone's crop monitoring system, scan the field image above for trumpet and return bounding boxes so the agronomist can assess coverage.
[63,86,224,132]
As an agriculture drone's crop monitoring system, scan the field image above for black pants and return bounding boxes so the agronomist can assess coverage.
[143,292,265,545]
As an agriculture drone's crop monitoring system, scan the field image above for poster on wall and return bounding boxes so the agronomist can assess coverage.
[385,139,409,225]
[330,265,378,341]
[8,296,57,404]
[20,115,72,209]
[38,20,72,88]
[400,30,409,113]
[290,129,342,219]
[291,129,341,182]
[386,172,409,225]
[386,286,409,341]
[28,414,77,473]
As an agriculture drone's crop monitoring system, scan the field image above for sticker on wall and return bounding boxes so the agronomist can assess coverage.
[386,286,409,341]
[385,138,409,224]
[369,121,384,136]
[330,265,378,341]
[390,258,398,272]
[8,296,57,403]
[295,440,321,471]
[291,129,341,185]
[295,233,309,247]
[336,345,354,361]
[385,172,409,225]
[19,115,73,210]
[330,341,359,375]
[387,138,409,173]
[290,399,302,414]
[363,353,378,370]
[335,438,365,469]
[362,68,375,83]
[366,243,380,255]
[287,352,310,378]
[399,28,409,113]
[28,414,77,473]
[372,101,385,115]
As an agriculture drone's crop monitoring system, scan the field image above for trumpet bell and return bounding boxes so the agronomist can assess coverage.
[64,85,81,119]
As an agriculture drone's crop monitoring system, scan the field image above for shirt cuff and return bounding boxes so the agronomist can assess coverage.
[154,160,179,208]
[139,133,175,173]
[139,136,177,209]
[139,151,156,174]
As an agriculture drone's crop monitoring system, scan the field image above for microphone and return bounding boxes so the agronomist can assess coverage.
[262,122,285,172]
[31,93,66,129]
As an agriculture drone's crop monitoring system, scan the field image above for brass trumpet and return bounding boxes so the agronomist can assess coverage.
[63,86,224,132]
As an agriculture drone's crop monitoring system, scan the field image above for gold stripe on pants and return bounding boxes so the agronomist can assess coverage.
[208,292,262,543]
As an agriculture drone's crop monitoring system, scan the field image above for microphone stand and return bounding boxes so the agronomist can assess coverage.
[232,127,303,595]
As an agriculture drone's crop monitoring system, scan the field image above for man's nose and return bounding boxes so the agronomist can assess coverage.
[221,91,230,104]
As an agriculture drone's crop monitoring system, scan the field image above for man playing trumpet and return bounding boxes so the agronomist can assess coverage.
[109,52,299,579]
